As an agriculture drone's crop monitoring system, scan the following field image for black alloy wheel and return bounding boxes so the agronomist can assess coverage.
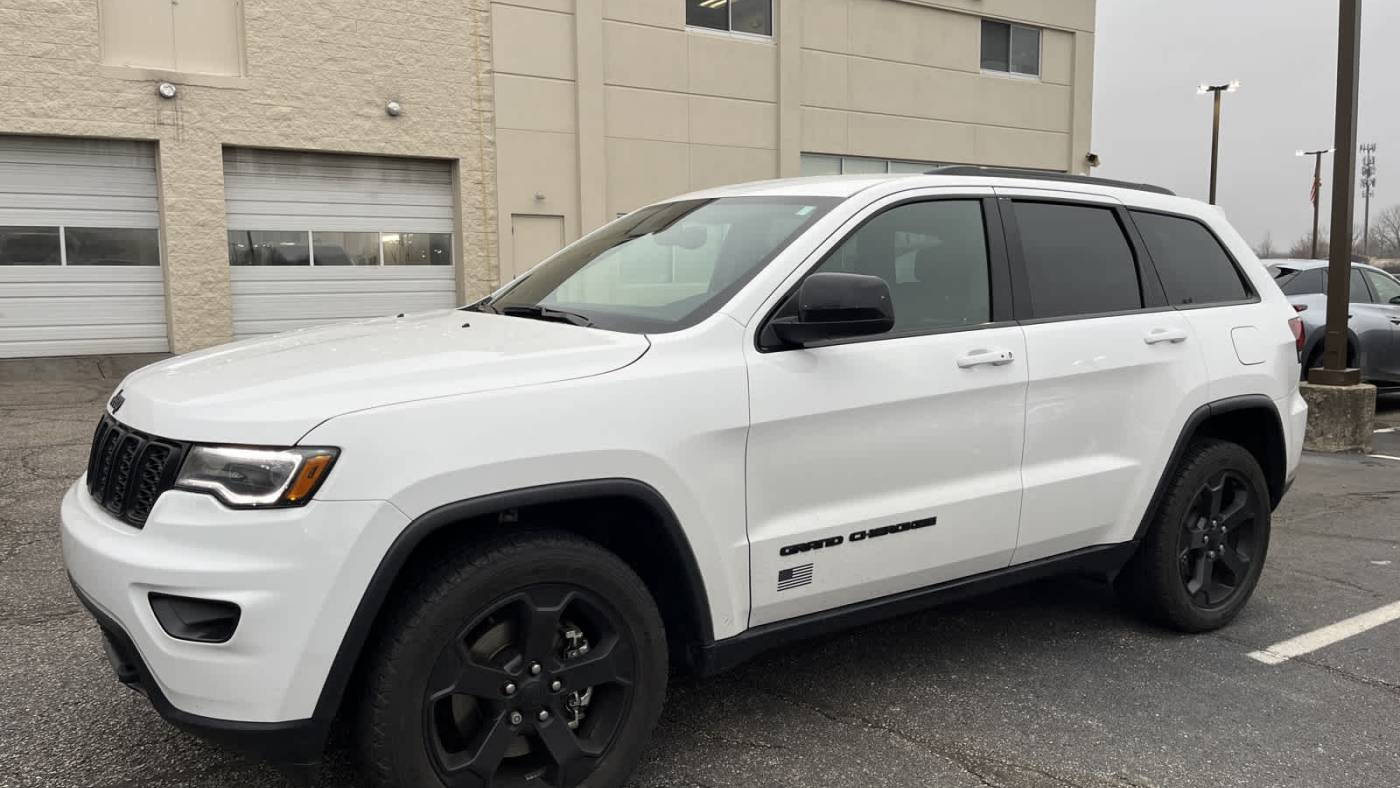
[359,532,668,788]
[1176,470,1261,609]
[423,585,635,787]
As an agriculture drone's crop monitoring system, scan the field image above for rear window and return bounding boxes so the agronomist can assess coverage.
[1275,267,1324,295]
[1014,201,1142,319]
[1131,212,1250,306]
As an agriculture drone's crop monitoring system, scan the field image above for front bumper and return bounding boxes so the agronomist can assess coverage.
[60,480,410,762]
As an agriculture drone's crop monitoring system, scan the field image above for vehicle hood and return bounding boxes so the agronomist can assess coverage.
[110,310,650,445]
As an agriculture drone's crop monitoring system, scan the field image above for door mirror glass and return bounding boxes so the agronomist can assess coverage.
[770,272,895,347]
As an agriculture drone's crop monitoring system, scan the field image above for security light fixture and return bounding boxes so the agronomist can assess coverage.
[156,82,177,100]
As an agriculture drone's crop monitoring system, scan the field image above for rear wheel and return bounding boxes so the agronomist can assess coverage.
[359,531,667,788]
[1116,439,1271,632]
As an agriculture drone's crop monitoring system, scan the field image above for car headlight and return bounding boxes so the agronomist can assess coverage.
[174,446,339,508]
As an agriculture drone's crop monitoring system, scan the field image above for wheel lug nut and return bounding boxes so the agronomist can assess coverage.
[509,711,523,725]
[538,710,551,722]
[503,682,517,696]
[551,679,562,692]
[529,662,542,676]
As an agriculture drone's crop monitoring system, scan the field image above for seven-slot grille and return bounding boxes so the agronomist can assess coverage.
[86,415,188,528]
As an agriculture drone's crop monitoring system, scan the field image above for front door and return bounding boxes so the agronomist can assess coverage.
[1360,268,1400,382]
[745,194,1027,627]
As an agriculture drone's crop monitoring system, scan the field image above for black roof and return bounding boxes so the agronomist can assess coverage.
[924,166,1176,196]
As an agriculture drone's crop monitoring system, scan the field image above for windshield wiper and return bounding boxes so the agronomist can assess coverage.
[500,304,594,327]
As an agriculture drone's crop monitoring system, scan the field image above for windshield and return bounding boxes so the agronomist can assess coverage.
[478,196,838,333]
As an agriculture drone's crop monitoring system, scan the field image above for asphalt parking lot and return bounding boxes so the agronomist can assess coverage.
[2,356,1398,788]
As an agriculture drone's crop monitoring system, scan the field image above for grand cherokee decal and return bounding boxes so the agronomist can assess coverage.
[778,516,937,557]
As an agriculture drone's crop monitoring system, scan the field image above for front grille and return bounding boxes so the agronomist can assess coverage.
[86,416,188,528]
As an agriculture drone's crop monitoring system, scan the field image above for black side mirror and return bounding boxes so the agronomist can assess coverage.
[1390,295,1400,306]
[770,272,895,347]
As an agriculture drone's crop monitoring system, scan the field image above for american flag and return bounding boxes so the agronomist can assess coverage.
[1310,174,1321,205]
[777,563,814,592]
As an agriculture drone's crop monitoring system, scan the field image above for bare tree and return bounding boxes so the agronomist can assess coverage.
[1372,205,1400,258]
[1286,232,1326,259]
[1256,232,1277,259]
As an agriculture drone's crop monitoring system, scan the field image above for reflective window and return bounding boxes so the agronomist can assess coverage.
[311,232,379,266]
[1365,269,1400,305]
[1350,269,1371,303]
[0,226,61,265]
[1131,212,1250,306]
[383,232,451,266]
[484,197,834,333]
[813,200,991,332]
[686,0,772,37]
[1015,202,1141,318]
[227,230,309,266]
[1276,267,1324,295]
[982,19,1041,77]
[65,227,160,266]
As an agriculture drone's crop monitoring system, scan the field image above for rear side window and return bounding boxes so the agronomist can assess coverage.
[1130,212,1250,306]
[1349,269,1372,303]
[1014,201,1142,319]
[1277,267,1324,295]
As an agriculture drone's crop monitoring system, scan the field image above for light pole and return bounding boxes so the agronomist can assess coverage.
[1297,148,1333,259]
[1198,81,1239,204]
[1360,143,1377,256]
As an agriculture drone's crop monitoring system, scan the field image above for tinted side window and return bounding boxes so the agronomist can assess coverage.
[813,200,991,332]
[1130,212,1249,306]
[1365,270,1400,305]
[1350,269,1372,303]
[1278,268,1324,295]
[1014,202,1141,319]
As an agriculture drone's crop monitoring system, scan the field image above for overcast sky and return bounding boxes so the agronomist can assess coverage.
[1093,0,1400,252]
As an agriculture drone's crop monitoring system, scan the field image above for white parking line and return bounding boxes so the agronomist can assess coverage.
[1248,600,1400,665]
[1367,454,1400,462]
[1375,427,1396,434]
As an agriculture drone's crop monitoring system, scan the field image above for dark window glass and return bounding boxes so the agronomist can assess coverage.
[1364,269,1400,305]
[1277,267,1324,295]
[228,230,309,265]
[686,0,729,31]
[383,232,452,265]
[1131,212,1249,306]
[1015,202,1142,319]
[813,200,990,332]
[65,227,159,266]
[312,231,379,266]
[1009,25,1040,75]
[730,0,772,35]
[1349,269,1371,303]
[0,226,61,265]
[981,20,1010,71]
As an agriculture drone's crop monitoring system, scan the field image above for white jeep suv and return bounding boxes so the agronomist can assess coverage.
[62,168,1306,788]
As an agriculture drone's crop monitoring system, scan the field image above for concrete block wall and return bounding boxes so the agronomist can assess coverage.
[0,0,497,353]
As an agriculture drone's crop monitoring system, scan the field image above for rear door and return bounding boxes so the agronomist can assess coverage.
[998,193,1209,562]
[1361,268,1400,381]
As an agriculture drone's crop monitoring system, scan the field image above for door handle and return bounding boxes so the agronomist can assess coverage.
[1144,327,1189,345]
[956,348,1015,368]
[1390,317,1400,325]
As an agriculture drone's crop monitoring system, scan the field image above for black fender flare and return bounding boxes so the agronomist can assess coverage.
[1132,394,1286,542]
[306,478,712,731]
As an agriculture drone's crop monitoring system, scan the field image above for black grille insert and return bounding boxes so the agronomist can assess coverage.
[86,416,188,528]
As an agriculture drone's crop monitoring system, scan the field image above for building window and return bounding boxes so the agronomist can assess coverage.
[100,0,245,76]
[981,19,1041,77]
[800,154,942,176]
[686,0,773,37]
[0,225,159,266]
[227,231,453,266]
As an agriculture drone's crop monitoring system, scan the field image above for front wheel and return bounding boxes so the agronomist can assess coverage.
[1116,439,1271,632]
[358,531,668,788]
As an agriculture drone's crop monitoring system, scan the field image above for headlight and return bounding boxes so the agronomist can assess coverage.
[174,446,339,508]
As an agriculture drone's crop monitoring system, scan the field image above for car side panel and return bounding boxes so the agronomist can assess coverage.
[304,318,754,640]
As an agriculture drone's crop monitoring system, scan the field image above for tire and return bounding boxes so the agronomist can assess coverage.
[1116,439,1271,632]
[358,531,668,788]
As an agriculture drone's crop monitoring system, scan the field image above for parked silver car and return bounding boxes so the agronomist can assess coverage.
[1268,259,1400,384]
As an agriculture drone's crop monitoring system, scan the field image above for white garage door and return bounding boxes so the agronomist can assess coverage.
[0,136,167,358]
[223,148,458,339]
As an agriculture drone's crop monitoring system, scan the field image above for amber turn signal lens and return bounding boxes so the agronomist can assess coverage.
[285,454,335,503]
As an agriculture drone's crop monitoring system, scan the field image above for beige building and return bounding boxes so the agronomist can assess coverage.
[0,0,1094,359]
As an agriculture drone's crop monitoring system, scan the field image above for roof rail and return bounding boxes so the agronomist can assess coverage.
[923,166,1176,196]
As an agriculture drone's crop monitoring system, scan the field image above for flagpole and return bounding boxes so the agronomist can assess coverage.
[1299,148,1332,258]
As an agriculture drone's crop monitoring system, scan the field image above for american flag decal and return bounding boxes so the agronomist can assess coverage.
[777,563,814,592]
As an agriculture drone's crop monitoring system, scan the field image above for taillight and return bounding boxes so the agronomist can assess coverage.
[1288,316,1305,352]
